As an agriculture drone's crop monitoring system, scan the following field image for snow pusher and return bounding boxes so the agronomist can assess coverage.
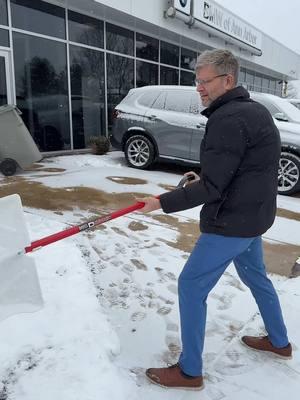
[0,175,193,321]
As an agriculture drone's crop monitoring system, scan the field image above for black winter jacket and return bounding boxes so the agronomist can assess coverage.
[159,86,281,237]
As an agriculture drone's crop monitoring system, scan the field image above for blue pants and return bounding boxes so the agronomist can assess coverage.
[178,233,289,376]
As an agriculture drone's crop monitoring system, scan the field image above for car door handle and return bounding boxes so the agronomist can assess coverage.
[196,123,206,129]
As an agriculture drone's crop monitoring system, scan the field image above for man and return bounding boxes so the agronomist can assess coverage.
[137,49,292,391]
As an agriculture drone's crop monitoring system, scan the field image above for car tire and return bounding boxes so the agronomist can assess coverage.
[124,134,155,169]
[278,152,300,195]
[0,158,18,176]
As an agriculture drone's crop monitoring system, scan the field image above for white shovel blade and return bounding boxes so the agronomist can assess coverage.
[0,254,43,321]
[0,194,44,322]
[0,194,31,257]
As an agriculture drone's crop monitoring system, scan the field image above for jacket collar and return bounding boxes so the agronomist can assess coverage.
[201,86,250,118]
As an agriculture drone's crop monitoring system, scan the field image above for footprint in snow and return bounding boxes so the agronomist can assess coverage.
[131,311,146,322]
[157,306,172,316]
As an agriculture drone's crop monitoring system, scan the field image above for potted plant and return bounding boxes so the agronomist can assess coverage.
[88,135,110,155]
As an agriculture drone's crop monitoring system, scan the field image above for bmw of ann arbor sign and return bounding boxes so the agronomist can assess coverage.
[174,0,191,15]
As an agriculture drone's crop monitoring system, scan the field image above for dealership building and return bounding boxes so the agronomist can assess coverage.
[1,0,300,153]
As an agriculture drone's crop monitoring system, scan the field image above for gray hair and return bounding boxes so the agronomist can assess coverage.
[195,49,240,85]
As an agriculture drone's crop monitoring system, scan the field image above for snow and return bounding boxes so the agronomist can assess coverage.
[0,152,300,400]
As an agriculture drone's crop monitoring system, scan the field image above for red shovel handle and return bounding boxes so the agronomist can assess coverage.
[25,174,194,253]
[25,201,145,253]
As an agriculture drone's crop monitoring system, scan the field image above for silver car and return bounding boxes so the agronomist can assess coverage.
[111,85,300,196]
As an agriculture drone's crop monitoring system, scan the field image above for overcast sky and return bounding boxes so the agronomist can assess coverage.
[216,0,300,54]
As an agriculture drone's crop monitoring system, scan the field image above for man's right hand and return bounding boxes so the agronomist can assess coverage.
[184,171,200,185]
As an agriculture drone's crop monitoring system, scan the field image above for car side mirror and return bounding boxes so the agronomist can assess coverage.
[274,112,289,122]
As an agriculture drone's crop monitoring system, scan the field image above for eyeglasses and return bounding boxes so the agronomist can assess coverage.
[194,74,228,87]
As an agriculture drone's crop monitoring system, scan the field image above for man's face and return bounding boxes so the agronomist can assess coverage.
[195,64,234,107]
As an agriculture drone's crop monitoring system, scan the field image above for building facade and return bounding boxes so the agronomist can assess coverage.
[0,0,300,153]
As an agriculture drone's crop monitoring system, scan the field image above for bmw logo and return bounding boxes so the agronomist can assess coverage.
[179,0,188,7]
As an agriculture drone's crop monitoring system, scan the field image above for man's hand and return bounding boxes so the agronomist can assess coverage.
[135,196,161,213]
[184,171,200,185]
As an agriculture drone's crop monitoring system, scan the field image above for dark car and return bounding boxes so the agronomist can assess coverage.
[111,85,300,195]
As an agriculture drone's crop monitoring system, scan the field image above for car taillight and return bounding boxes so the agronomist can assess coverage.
[112,109,120,119]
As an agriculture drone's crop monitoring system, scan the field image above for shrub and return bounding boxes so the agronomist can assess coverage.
[88,136,110,155]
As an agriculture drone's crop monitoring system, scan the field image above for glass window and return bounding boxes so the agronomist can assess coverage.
[0,28,9,47]
[107,53,134,130]
[68,10,104,49]
[136,60,158,87]
[254,73,262,89]
[0,0,8,25]
[180,70,194,86]
[190,92,204,114]
[160,66,179,85]
[13,32,70,151]
[70,45,105,149]
[0,56,7,106]
[151,91,166,110]
[239,67,246,83]
[138,90,159,107]
[262,76,269,92]
[253,97,281,115]
[269,79,276,91]
[106,23,134,56]
[136,32,158,62]
[246,70,254,90]
[181,47,197,70]
[160,41,179,67]
[165,90,191,113]
[11,0,65,39]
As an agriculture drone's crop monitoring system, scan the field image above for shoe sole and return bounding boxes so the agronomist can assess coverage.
[240,338,293,360]
[146,374,205,391]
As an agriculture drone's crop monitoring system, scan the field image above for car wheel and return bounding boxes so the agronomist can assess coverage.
[124,134,155,169]
[0,158,18,176]
[278,152,300,195]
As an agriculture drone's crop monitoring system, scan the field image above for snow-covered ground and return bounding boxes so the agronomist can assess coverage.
[0,152,299,400]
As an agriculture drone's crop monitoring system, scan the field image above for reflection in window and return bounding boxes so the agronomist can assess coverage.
[70,45,105,149]
[180,70,194,86]
[107,53,134,130]
[181,48,197,70]
[136,33,158,62]
[106,23,134,56]
[0,57,8,106]
[0,28,9,47]
[160,41,179,67]
[160,66,179,85]
[11,0,65,39]
[136,60,158,87]
[13,32,70,151]
[0,0,8,25]
[68,11,104,49]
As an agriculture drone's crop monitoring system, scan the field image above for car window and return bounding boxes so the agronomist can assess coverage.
[164,90,192,113]
[151,91,166,110]
[190,92,204,114]
[253,96,284,116]
[138,90,159,107]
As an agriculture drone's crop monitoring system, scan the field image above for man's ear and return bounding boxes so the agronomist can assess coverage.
[225,74,235,89]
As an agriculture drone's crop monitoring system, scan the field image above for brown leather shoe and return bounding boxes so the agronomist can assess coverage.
[241,335,292,359]
[146,363,204,390]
